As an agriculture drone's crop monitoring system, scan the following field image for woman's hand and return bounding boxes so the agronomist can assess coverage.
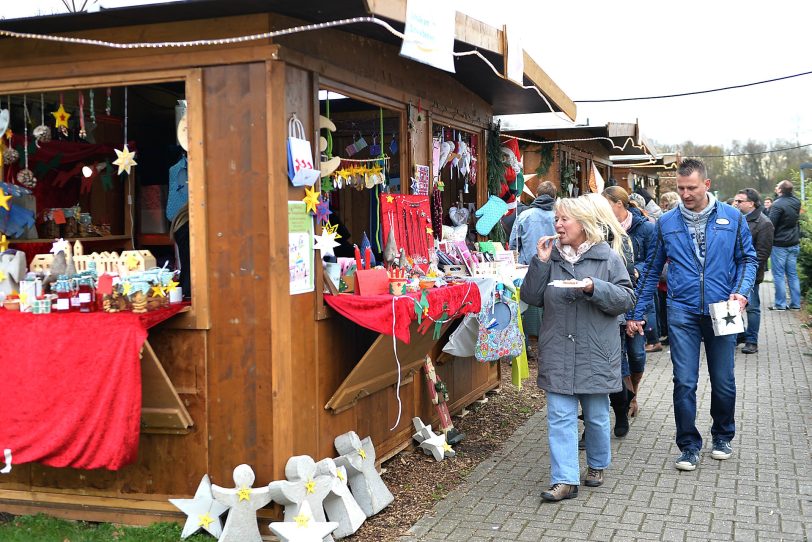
[536,235,558,262]
[582,277,594,294]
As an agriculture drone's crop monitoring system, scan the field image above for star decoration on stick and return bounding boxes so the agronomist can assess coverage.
[303,186,320,215]
[113,144,137,175]
[315,195,332,225]
[51,104,71,129]
[313,229,340,253]
[0,188,11,211]
[169,474,229,539]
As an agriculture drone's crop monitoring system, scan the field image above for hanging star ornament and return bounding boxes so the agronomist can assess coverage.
[315,195,333,225]
[303,185,321,215]
[51,104,71,130]
[169,474,229,539]
[0,188,11,211]
[113,144,137,175]
[324,221,341,239]
[313,229,340,253]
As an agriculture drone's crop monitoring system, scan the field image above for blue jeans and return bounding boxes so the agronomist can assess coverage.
[771,245,801,309]
[744,284,761,344]
[546,392,610,485]
[667,307,736,452]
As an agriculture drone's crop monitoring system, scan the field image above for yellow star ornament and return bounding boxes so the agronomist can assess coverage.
[113,144,138,175]
[237,486,251,502]
[357,448,366,460]
[324,221,341,239]
[51,104,71,129]
[125,253,139,270]
[0,188,12,211]
[303,185,321,215]
[293,512,310,528]
[385,194,395,203]
[336,469,345,482]
[0,234,9,252]
[197,513,214,529]
[0,270,6,282]
[165,280,179,292]
[442,442,453,453]
[151,285,166,298]
[122,282,133,296]
[305,479,316,494]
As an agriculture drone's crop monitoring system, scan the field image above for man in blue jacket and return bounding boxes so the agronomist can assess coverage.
[627,159,757,471]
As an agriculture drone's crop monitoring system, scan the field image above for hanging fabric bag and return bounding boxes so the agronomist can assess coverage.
[475,290,523,362]
[287,114,321,187]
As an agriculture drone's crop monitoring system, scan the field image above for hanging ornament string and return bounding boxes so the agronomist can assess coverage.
[105,87,111,116]
[78,91,86,139]
[88,89,95,125]
[17,94,37,189]
[112,87,137,176]
[124,87,127,145]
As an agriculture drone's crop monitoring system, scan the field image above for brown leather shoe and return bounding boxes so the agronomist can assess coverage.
[584,467,604,487]
[645,343,663,353]
[540,483,578,502]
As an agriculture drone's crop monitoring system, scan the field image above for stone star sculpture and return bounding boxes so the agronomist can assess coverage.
[169,474,229,539]
[113,144,138,175]
[269,501,339,542]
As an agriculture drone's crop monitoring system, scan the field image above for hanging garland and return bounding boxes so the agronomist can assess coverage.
[535,139,554,176]
[486,122,505,197]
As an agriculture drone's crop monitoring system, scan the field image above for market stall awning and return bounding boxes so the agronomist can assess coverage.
[0,0,575,119]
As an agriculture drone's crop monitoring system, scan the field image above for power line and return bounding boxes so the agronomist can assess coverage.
[692,143,812,158]
[574,70,812,103]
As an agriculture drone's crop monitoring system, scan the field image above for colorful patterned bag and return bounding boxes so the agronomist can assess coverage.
[475,292,523,362]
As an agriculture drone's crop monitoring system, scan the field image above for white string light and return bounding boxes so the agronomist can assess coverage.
[0,17,571,120]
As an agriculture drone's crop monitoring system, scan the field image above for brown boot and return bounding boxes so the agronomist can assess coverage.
[629,372,643,417]
[584,467,604,487]
[540,483,578,502]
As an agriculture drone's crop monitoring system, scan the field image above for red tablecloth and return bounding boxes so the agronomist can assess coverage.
[0,303,188,471]
[324,282,480,344]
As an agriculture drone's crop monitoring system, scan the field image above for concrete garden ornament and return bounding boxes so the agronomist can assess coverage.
[211,464,271,542]
[334,431,393,517]
[269,501,339,542]
[0,250,26,297]
[268,455,335,541]
[169,474,229,539]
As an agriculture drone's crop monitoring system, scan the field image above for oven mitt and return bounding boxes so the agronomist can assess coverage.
[475,195,508,236]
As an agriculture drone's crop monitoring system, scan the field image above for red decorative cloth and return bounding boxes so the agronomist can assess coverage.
[0,304,187,471]
[324,282,480,344]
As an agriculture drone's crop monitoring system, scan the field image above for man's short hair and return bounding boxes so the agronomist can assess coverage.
[777,180,794,195]
[737,188,761,207]
[537,181,557,199]
[677,158,707,180]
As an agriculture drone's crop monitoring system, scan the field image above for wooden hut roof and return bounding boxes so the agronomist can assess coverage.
[0,0,575,118]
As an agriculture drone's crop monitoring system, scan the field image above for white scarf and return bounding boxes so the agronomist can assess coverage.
[556,240,595,264]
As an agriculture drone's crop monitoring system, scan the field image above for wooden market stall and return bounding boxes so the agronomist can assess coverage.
[0,0,575,526]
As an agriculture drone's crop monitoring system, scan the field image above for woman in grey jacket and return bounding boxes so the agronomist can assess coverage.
[521,196,636,502]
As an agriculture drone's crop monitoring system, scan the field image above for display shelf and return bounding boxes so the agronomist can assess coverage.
[139,233,173,246]
[8,235,132,244]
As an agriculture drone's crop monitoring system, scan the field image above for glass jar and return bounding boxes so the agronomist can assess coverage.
[78,276,95,313]
[53,275,72,312]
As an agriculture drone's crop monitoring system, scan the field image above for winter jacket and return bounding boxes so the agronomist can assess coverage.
[631,201,757,320]
[509,195,556,265]
[768,194,801,247]
[520,242,635,395]
[625,206,655,314]
[744,206,774,284]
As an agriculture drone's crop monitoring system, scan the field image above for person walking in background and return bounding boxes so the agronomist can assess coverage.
[521,196,635,502]
[732,189,774,354]
[509,181,557,265]
[602,186,655,424]
[628,158,757,471]
[763,197,773,215]
[656,192,682,345]
[767,180,802,311]
[634,186,663,220]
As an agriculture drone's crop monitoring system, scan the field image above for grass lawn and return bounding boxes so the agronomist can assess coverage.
[0,514,212,542]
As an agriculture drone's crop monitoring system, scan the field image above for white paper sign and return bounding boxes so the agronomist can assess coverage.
[504,23,524,85]
[400,0,456,73]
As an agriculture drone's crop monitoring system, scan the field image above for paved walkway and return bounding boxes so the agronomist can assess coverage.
[402,281,812,541]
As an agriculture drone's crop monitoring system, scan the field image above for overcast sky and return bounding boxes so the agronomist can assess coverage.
[3,0,809,148]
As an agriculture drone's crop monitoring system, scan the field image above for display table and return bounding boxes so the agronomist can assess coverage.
[323,283,481,413]
[0,303,189,471]
[323,282,481,344]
